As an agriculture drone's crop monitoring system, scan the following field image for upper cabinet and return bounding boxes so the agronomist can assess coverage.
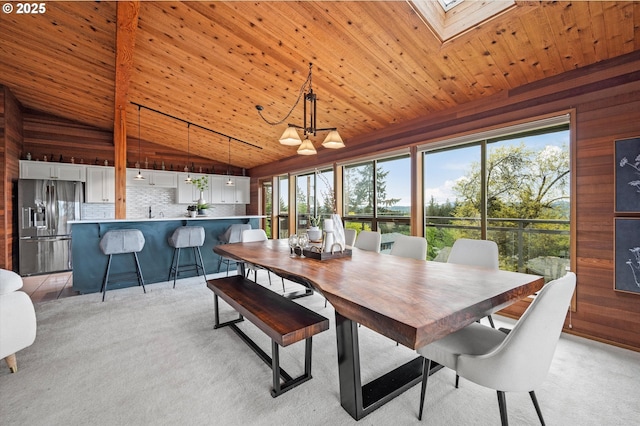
[85,166,115,203]
[177,173,250,204]
[176,173,208,204]
[20,160,86,182]
[210,176,250,204]
[126,169,177,188]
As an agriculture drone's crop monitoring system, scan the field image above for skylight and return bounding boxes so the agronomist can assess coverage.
[409,0,516,43]
[438,0,464,13]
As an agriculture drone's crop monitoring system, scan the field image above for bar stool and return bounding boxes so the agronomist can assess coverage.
[99,229,146,302]
[217,223,251,275]
[168,226,206,288]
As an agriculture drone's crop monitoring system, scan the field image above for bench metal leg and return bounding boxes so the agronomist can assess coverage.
[270,337,314,397]
[211,292,315,398]
[212,294,243,329]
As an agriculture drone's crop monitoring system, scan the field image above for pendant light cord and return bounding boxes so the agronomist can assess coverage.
[256,63,313,126]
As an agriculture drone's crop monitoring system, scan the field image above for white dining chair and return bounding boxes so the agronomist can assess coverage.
[241,229,285,292]
[417,272,576,425]
[389,235,427,260]
[447,238,499,328]
[354,230,381,253]
[344,229,357,247]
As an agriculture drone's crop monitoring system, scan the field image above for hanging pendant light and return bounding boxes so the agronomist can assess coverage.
[297,138,317,155]
[321,130,345,149]
[256,63,345,155]
[184,123,192,183]
[226,138,235,186]
[135,106,145,180]
[279,126,302,146]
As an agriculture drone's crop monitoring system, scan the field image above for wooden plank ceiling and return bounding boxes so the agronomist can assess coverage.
[0,1,638,170]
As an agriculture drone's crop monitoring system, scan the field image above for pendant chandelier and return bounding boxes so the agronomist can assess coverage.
[184,123,192,183]
[225,138,235,186]
[134,105,145,180]
[256,63,345,155]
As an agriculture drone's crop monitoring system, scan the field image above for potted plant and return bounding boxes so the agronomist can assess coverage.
[187,204,198,218]
[307,215,323,242]
[197,202,210,215]
[190,176,209,205]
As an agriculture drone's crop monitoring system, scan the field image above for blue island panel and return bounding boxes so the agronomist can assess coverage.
[71,217,258,294]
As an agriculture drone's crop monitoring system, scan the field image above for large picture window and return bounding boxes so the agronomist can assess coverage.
[277,175,289,238]
[294,168,334,234]
[343,154,411,252]
[423,118,571,283]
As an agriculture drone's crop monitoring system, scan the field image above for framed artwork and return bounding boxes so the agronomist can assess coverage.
[615,137,640,213]
[614,218,640,294]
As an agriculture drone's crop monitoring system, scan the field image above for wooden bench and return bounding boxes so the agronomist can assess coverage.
[207,275,329,397]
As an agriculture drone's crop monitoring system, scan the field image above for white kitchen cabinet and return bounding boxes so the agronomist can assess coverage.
[85,166,115,203]
[210,175,250,204]
[20,160,86,182]
[234,176,250,204]
[176,173,208,204]
[126,169,177,188]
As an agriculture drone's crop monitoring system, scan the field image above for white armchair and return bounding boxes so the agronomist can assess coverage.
[0,269,37,373]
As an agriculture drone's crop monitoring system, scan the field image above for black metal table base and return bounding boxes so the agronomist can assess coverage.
[213,295,314,397]
[336,311,442,420]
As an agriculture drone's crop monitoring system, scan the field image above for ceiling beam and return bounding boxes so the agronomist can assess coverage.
[113,1,140,219]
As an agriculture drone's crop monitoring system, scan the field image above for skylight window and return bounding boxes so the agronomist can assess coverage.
[409,0,515,43]
[438,0,464,12]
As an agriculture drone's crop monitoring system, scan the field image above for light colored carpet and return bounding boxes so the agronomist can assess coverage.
[1,274,639,426]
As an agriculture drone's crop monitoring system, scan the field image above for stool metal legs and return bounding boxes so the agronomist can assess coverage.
[101,252,146,302]
[169,246,207,288]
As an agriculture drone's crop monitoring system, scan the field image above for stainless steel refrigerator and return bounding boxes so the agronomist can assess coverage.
[18,179,83,276]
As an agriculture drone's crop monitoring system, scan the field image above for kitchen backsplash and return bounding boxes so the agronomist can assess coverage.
[82,186,245,220]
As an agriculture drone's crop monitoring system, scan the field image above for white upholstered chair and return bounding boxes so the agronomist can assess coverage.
[344,229,357,247]
[447,238,499,328]
[417,272,576,425]
[389,235,427,260]
[0,269,37,373]
[241,229,285,292]
[354,230,381,253]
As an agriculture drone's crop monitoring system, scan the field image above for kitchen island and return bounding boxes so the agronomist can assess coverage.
[69,216,261,294]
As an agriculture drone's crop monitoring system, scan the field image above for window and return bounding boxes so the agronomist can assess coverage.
[423,118,571,283]
[262,181,272,238]
[294,168,334,234]
[277,175,289,238]
[343,155,411,252]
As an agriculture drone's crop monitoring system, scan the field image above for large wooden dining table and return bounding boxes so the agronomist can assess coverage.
[214,239,544,420]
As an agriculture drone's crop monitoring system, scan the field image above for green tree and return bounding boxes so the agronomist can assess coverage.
[452,143,569,220]
[450,142,570,270]
[345,163,400,215]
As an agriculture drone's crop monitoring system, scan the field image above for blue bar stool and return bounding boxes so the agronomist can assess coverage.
[99,229,146,302]
[168,226,207,288]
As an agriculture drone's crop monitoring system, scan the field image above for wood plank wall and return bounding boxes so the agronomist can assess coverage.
[249,51,640,351]
[0,87,23,270]
[21,110,243,175]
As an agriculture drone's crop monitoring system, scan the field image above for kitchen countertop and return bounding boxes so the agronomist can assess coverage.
[68,215,265,224]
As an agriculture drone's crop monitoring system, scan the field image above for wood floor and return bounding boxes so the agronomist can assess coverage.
[21,272,78,303]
